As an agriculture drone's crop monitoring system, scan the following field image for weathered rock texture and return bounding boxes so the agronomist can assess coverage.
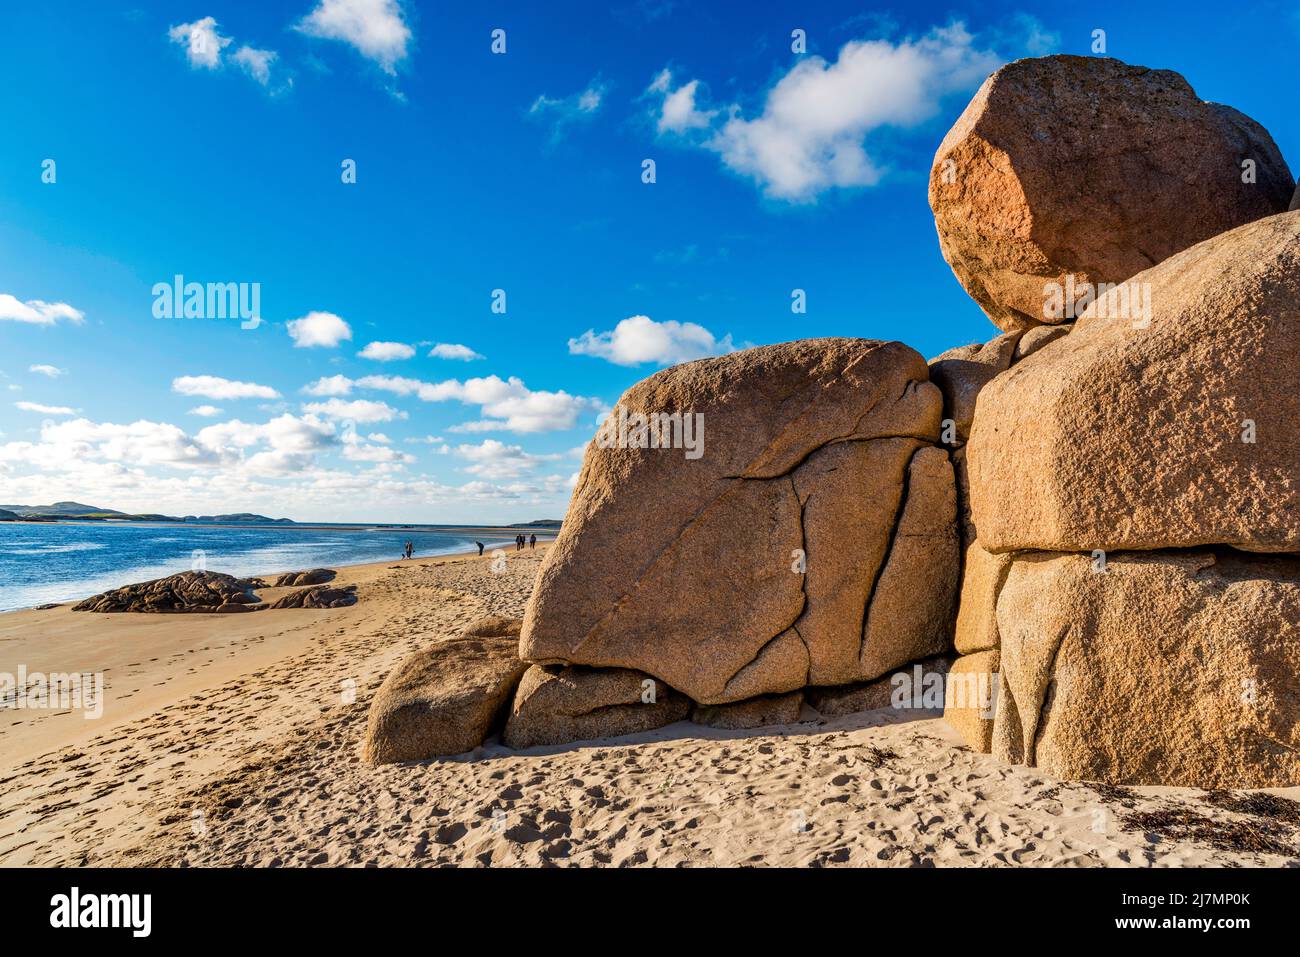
[930,55,1294,332]
[503,666,689,749]
[520,339,959,704]
[71,571,263,614]
[806,655,952,717]
[363,617,528,764]
[969,211,1300,554]
[993,552,1300,787]
[943,650,999,753]
[271,568,335,587]
[267,584,357,609]
[692,692,804,730]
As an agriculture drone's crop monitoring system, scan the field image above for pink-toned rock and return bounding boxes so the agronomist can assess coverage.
[943,650,999,753]
[503,665,688,749]
[521,339,956,704]
[969,211,1300,554]
[930,55,1294,332]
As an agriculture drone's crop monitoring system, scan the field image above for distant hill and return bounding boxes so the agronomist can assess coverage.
[523,519,563,528]
[0,501,124,517]
[0,502,293,524]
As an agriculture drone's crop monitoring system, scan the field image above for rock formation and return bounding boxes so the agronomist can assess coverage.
[520,338,959,704]
[363,617,528,765]
[267,584,358,609]
[930,55,1294,332]
[71,571,263,613]
[503,666,689,749]
[271,568,336,587]
[692,692,804,730]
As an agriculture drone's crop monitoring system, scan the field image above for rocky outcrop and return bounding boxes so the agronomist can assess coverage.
[692,692,804,730]
[993,552,1300,787]
[271,568,335,587]
[520,338,958,704]
[502,666,689,749]
[930,55,1294,332]
[806,655,952,716]
[969,211,1300,555]
[363,617,528,764]
[71,571,263,613]
[267,584,357,609]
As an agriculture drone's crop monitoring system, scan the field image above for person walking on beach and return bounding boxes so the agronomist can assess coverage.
[529,534,536,550]
[476,541,484,556]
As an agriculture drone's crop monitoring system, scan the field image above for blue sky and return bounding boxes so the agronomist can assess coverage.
[1,0,1296,523]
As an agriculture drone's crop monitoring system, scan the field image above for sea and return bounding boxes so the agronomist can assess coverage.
[0,521,528,613]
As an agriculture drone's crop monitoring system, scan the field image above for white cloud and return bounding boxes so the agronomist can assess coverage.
[648,70,716,133]
[454,439,561,480]
[568,315,736,366]
[530,79,607,142]
[15,401,78,416]
[0,294,84,325]
[29,364,65,378]
[359,340,415,361]
[650,24,1001,202]
[429,343,484,361]
[302,374,355,396]
[295,0,412,75]
[356,373,602,433]
[168,16,232,70]
[188,405,224,417]
[232,45,278,86]
[287,311,352,348]
[172,375,280,401]
[301,398,406,423]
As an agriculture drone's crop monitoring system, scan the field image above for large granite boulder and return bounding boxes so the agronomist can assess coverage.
[71,571,262,613]
[930,55,1294,332]
[968,211,1300,554]
[502,665,689,749]
[267,584,357,609]
[363,617,528,764]
[520,339,958,704]
[993,551,1300,787]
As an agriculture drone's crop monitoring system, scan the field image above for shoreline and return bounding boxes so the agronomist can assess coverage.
[0,535,556,616]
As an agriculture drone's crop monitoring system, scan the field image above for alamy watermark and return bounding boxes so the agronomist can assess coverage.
[594,404,704,460]
[891,663,998,719]
[152,274,261,329]
[1,667,104,719]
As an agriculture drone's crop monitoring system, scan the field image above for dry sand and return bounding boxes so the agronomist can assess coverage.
[1,546,1297,867]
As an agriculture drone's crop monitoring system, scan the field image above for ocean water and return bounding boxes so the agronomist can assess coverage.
[0,522,525,612]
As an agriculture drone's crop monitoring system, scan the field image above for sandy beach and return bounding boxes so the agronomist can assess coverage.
[0,545,1294,868]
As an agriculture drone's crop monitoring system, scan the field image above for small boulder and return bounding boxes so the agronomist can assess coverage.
[363,618,528,764]
[503,665,689,749]
[943,650,999,753]
[267,585,358,609]
[271,568,335,587]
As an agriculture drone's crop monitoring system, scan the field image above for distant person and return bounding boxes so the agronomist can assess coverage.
[516,534,524,551]
[476,541,485,556]
[529,534,536,550]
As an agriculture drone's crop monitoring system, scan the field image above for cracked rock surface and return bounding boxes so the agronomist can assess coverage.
[520,338,958,704]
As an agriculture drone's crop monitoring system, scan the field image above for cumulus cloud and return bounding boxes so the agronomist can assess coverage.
[15,401,78,416]
[0,294,84,325]
[454,439,561,480]
[301,398,406,423]
[168,16,232,70]
[568,315,736,366]
[287,311,352,348]
[295,0,412,75]
[188,405,224,417]
[302,374,355,397]
[172,375,280,400]
[355,373,602,433]
[232,45,278,86]
[648,69,716,133]
[29,364,65,378]
[647,24,1001,202]
[428,343,484,361]
[359,341,415,361]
